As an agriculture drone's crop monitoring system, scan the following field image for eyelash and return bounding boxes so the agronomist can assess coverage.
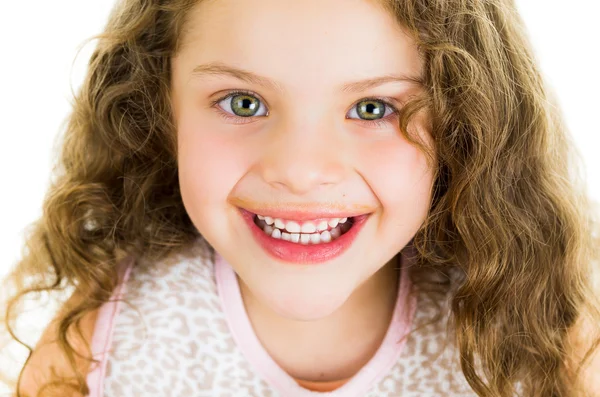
[209,89,400,129]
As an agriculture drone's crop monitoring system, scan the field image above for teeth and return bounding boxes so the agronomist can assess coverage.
[285,221,301,233]
[310,233,320,244]
[316,221,329,231]
[255,213,356,245]
[260,224,349,245]
[330,227,341,239]
[300,222,317,233]
[320,230,332,243]
[271,228,282,239]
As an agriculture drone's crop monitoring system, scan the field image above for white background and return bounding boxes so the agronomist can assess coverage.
[0,1,599,393]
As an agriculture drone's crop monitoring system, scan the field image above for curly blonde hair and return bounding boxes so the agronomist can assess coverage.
[2,0,600,396]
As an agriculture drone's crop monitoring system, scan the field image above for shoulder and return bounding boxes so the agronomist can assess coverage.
[18,291,100,397]
[566,310,600,396]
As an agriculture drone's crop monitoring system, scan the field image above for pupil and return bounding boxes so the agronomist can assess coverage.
[232,95,258,116]
[359,101,383,120]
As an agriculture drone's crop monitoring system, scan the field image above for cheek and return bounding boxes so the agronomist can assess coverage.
[363,135,434,219]
[177,120,249,213]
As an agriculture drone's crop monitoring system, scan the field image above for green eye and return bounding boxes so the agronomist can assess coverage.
[213,90,397,129]
[229,94,261,117]
[355,100,386,120]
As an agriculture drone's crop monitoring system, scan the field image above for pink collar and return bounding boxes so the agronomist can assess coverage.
[215,251,417,396]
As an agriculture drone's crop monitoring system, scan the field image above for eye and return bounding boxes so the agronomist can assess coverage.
[213,90,269,121]
[346,99,398,126]
[211,90,399,128]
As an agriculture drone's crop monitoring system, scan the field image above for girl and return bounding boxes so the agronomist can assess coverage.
[2,0,600,396]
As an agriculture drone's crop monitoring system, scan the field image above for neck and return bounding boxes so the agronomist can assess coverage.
[238,254,401,382]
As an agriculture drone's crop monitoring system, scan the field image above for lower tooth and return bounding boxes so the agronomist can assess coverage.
[310,233,320,244]
[262,226,346,244]
[330,227,341,239]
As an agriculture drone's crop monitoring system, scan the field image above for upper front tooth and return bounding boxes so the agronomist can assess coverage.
[300,222,317,233]
[285,221,301,233]
[257,216,349,234]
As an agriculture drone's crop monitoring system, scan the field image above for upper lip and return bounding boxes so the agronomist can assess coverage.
[239,207,371,221]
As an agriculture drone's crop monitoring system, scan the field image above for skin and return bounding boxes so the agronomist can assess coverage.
[171,0,435,381]
[14,0,600,394]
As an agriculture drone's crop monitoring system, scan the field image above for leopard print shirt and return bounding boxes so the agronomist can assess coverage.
[86,240,477,396]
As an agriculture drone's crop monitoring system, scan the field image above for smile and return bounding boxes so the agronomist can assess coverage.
[254,214,354,245]
[239,208,370,264]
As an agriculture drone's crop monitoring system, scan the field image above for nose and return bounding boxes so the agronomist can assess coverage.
[257,118,349,196]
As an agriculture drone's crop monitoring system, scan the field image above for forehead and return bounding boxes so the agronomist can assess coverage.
[176,0,423,92]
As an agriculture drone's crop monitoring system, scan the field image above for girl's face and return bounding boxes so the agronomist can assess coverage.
[171,0,435,320]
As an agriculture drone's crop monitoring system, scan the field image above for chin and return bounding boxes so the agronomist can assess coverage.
[256,281,352,321]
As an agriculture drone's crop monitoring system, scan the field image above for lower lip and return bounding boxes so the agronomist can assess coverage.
[239,209,369,265]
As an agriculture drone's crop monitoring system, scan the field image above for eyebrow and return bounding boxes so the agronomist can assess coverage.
[190,61,424,94]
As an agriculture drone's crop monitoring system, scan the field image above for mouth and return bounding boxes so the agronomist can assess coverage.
[253,213,355,245]
[238,208,370,264]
